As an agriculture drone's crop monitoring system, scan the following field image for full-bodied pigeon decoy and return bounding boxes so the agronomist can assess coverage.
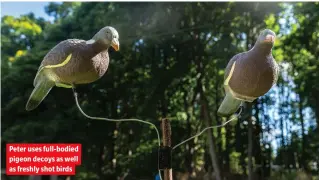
[217,29,279,117]
[26,26,120,111]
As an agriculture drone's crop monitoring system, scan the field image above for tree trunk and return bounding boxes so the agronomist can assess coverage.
[245,103,253,180]
[185,107,194,175]
[299,95,307,171]
[107,100,118,179]
[224,123,231,173]
[201,93,222,180]
[183,89,197,175]
[312,89,319,134]
[280,82,286,168]
[248,116,253,180]
[253,99,262,180]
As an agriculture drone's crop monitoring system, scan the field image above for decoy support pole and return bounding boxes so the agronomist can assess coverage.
[159,118,173,180]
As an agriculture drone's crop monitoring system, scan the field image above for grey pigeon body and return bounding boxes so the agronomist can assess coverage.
[218,29,279,116]
[37,39,110,85]
[225,48,279,101]
[26,26,120,111]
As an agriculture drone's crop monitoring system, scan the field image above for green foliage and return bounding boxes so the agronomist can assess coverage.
[1,2,319,179]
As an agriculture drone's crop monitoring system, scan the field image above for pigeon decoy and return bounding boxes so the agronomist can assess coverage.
[217,29,279,117]
[26,26,120,111]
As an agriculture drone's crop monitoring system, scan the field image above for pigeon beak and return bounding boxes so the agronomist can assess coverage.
[264,34,275,43]
[111,39,120,51]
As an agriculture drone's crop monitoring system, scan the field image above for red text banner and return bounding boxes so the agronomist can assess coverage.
[6,143,81,175]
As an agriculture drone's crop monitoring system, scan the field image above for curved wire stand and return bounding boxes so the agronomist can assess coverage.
[72,88,163,180]
[172,107,243,150]
[73,87,243,180]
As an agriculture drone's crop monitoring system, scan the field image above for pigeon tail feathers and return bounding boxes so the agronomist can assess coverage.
[217,91,242,117]
[26,75,55,111]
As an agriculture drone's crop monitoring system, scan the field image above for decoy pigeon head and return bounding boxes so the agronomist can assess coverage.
[91,26,120,51]
[256,29,276,47]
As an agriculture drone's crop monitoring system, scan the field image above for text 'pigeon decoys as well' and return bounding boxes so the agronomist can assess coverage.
[217,29,279,117]
[26,26,120,111]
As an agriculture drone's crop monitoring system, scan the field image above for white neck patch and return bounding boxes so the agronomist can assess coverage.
[86,39,96,44]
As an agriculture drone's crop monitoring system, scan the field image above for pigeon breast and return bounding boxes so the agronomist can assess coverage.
[227,48,278,101]
[37,39,109,85]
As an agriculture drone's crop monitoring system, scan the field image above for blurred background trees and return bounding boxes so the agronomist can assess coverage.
[1,2,319,180]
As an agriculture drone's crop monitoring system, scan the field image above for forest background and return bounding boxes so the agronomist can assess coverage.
[1,2,319,180]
